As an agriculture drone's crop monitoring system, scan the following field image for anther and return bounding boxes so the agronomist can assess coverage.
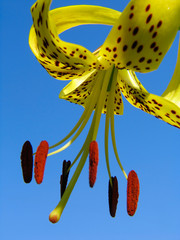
[108,176,119,217]
[89,141,99,187]
[21,141,33,183]
[127,170,140,216]
[34,140,49,184]
[60,160,71,197]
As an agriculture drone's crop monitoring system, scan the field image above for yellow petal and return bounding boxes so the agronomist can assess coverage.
[100,0,180,73]
[29,0,120,80]
[59,69,98,106]
[118,70,180,129]
[162,37,180,107]
[60,67,124,115]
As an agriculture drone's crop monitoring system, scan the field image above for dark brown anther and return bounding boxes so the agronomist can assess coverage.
[89,141,99,188]
[21,141,33,183]
[60,160,71,198]
[108,176,119,217]
[127,170,140,216]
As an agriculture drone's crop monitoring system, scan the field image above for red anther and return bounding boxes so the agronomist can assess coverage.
[127,170,140,216]
[89,141,99,188]
[108,176,119,217]
[60,160,71,198]
[34,140,49,184]
[21,141,33,183]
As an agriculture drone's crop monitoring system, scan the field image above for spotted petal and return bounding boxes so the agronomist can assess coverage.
[99,0,180,73]
[118,70,180,129]
[29,0,120,80]
[60,67,124,115]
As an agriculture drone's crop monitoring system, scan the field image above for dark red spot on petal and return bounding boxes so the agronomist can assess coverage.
[123,45,128,51]
[133,27,139,35]
[149,25,154,32]
[132,41,138,49]
[152,32,157,38]
[150,42,156,48]
[154,46,159,52]
[145,4,151,12]
[117,37,121,43]
[157,20,162,28]
[146,14,152,24]
[137,45,143,53]
[139,57,145,62]
[126,61,132,66]
[129,13,134,19]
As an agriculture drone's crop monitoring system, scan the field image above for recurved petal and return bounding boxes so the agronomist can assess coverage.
[162,37,180,108]
[100,0,180,73]
[29,0,120,80]
[118,70,180,129]
[59,69,99,107]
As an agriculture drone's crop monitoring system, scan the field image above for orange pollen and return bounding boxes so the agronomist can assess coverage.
[127,170,140,216]
[21,141,33,183]
[108,176,119,217]
[34,140,49,184]
[89,141,99,188]
[60,160,71,198]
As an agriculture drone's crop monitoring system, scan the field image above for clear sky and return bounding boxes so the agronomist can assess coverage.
[1,0,180,239]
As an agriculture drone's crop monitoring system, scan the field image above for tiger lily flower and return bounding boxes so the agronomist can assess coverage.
[28,0,180,223]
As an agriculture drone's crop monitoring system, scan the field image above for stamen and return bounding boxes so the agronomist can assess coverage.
[60,160,71,197]
[127,170,140,216]
[89,141,99,187]
[109,68,127,179]
[34,140,49,184]
[21,141,33,183]
[108,176,119,217]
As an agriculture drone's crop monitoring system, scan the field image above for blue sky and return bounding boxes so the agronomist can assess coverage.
[1,0,180,239]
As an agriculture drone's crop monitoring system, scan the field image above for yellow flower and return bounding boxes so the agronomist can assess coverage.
[28,0,180,223]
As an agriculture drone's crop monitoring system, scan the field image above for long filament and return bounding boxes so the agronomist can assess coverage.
[109,70,127,179]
